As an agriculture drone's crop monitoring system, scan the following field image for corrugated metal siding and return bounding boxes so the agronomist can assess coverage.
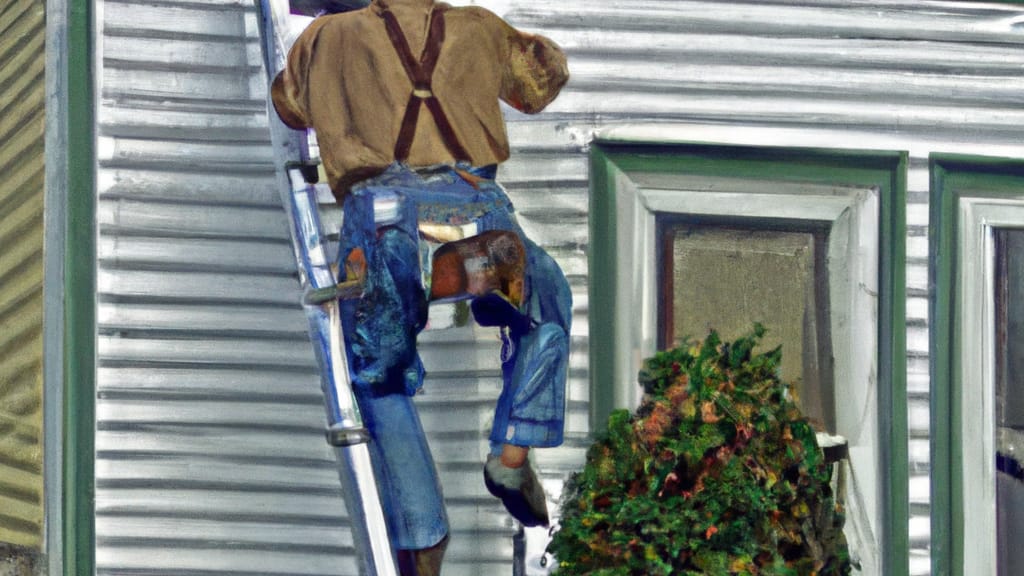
[94,0,1024,574]
[95,0,358,573]
[94,0,590,573]
[499,2,1024,574]
[0,0,46,552]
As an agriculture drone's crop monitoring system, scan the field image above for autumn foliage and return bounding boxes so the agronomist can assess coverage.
[547,325,852,575]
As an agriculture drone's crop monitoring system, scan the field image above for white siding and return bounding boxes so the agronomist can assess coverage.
[500,2,1023,573]
[93,0,1024,574]
[94,0,589,573]
[96,1,360,573]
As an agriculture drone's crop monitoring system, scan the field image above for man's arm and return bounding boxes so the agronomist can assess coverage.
[271,17,330,129]
[498,19,569,114]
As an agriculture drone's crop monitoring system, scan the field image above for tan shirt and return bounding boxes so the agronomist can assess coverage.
[272,0,569,199]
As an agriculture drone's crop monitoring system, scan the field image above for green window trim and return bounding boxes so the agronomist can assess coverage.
[929,154,1024,576]
[589,140,908,576]
[63,0,97,571]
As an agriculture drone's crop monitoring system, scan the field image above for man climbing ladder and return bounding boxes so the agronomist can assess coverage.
[268,0,572,573]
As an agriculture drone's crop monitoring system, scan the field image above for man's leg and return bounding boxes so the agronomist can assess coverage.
[339,185,448,572]
[415,169,573,527]
[483,321,569,526]
[342,222,427,395]
[356,390,449,574]
[478,230,572,526]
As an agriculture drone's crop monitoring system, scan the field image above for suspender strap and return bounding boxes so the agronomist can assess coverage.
[380,6,471,163]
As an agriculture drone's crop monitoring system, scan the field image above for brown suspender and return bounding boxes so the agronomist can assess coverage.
[379,6,471,163]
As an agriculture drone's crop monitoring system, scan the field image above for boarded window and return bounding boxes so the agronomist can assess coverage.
[659,221,834,431]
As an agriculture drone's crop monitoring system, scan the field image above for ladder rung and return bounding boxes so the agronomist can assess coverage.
[303,278,365,305]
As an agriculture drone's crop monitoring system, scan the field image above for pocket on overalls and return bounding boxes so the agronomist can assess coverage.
[509,322,568,425]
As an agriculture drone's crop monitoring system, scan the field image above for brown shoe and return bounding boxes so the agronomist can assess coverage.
[483,455,549,527]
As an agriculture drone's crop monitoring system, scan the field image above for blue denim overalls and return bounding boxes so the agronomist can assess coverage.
[330,3,571,550]
[336,162,572,549]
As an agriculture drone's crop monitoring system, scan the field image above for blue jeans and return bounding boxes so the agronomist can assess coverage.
[337,163,571,549]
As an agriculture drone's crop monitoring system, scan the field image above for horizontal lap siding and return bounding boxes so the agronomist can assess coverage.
[95,0,590,573]
[96,1,354,573]
[95,0,1024,573]
[499,1,1024,573]
[0,0,46,555]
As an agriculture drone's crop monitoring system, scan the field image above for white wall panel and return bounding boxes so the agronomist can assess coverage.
[500,2,1023,572]
[95,0,1024,574]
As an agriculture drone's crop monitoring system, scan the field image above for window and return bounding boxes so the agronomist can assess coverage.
[930,155,1024,576]
[590,140,907,576]
[659,220,835,429]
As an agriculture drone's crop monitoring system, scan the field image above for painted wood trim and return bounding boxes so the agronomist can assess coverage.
[884,151,910,576]
[929,156,957,576]
[64,0,96,571]
[588,145,618,433]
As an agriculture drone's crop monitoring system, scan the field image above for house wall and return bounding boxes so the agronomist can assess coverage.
[0,0,47,562]
[93,1,586,573]
[502,2,1023,573]
[91,0,1024,574]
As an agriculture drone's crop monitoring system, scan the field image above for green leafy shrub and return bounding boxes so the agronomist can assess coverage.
[547,325,852,575]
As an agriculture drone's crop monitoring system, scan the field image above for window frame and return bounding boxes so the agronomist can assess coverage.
[589,139,908,576]
[929,154,1024,576]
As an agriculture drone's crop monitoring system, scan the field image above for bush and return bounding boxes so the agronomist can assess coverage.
[547,325,852,575]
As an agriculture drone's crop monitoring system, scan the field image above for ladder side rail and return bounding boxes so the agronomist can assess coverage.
[255,2,398,574]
